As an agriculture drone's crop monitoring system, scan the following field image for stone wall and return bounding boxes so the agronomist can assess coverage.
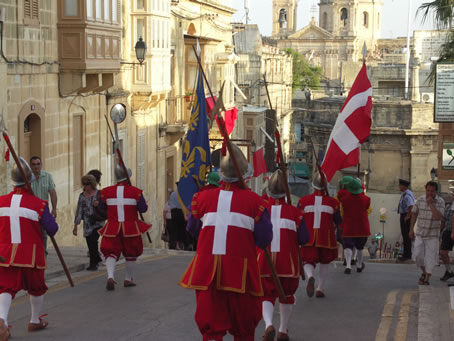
[291,97,438,197]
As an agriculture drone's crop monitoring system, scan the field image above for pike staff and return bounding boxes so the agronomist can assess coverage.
[263,75,306,280]
[1,132,74,287]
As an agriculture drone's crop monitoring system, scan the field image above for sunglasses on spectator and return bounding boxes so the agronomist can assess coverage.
[31,163,41,166]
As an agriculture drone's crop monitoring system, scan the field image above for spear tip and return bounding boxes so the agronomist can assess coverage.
[0,110,7,134]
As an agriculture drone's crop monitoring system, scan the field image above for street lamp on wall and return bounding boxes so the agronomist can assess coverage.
[121,37,147,65]
[134,37,146,64]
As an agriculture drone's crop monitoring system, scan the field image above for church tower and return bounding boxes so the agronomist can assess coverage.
[272,0,298,38]
[319,0,382,44]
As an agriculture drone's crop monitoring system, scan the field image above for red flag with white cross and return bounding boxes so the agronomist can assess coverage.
[321,63,372,181]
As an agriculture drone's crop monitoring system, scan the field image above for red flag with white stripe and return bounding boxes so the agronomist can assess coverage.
[321,63,372,181]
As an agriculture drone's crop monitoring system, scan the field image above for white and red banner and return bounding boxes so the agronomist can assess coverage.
[321,63,372,181]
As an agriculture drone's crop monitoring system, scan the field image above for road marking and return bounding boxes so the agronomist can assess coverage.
[11,254,170,308]
[375,290,398,341]
[394,291,416,341]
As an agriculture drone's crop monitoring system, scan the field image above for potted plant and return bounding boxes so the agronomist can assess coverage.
[184,92,193,102]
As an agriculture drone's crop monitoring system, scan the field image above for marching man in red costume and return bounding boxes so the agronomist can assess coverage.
[98,165,151,290]
[179,144,273,341]
[298,172,341,298]
[337,177,371,274]
[258,170,308,341]
[0,158,59,336]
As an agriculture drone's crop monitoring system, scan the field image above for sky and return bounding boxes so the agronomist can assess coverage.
[231,0,436,38]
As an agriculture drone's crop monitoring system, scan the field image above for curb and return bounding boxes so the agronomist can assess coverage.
[44,248,195,280]
[45,263,86,281]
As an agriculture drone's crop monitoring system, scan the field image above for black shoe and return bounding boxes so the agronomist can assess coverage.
[343,259,347,266]
[357,263,365,273]
[440,271,454,281]
[351,259,356,266]
[344,268,351,274]
[86,265,98,271]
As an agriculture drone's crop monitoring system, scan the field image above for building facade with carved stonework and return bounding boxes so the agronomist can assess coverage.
[0,0,141,248]
[232,24,293,194]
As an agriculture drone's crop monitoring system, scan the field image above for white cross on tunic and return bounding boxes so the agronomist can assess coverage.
[201,190,255,255]
[106,186,137,222]
[329,88,372,155]
[270,205,297,253]
[303,196,334,229]
[0,194,39,244]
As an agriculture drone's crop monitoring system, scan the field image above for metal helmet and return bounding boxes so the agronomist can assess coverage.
[312,171,326,191]
[268,169,286,199]
[114,164,132,182]
[11,157,33,186]
[218,143,250,183]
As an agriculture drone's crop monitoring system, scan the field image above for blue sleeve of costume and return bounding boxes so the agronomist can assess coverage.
[333,210,342,225]
[137,195,148,213]
[41,205,59,237]
[186,211,202,238]
[254,209,273,250]
[298,218,309,245]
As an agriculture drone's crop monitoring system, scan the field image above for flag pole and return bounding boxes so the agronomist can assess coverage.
[404,0,412,100]
[263,75,292,205]
[192,50,286,302]
[191,45,218,127]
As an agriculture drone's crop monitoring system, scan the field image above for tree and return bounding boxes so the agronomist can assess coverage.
[418,0,454,29]
[417,1,454,82]
[285,48,323,91]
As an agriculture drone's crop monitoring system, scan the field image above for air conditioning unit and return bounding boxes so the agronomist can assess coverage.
[421,93,434,103]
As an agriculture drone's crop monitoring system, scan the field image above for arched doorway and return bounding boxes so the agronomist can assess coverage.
[18,101,45,163]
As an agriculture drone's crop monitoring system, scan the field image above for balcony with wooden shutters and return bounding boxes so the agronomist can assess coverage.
[57,0,121,94]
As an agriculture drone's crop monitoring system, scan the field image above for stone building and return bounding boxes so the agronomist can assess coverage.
[274,0,382,89]
[0,0,132,248]
[233,24,293,194]
[0,0,239,248]
[289,94,438,240]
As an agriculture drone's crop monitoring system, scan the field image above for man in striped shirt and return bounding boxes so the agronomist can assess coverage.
[30,156,57,253]
[410,181,445,285]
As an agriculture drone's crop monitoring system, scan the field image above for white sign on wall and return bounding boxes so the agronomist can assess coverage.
[435,63,454,122]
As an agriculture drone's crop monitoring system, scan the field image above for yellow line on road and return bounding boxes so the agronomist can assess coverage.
[394,291,416,341]
[11,254,170,308]
[375,290,398,341]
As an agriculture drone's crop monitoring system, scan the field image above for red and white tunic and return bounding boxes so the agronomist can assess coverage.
[0,189,47,269]
[179,183,266,296]
[98,184,150,237]
[339,192,371,238]
[257,198,303,278]
[298,193,338,249]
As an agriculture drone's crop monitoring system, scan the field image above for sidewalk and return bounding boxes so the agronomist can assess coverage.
[418,281,454,341]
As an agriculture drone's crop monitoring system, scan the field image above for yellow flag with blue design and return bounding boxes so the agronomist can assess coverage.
[177,68,211,213]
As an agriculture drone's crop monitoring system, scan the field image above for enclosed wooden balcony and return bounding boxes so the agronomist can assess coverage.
[57,0,121,73]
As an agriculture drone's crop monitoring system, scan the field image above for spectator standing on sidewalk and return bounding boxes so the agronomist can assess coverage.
[73,174,104,271]
[30,156,57,253]
[410,181,445,285]
[166,188,186,250]
[397,179,415,262]
[440,193,454,281]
